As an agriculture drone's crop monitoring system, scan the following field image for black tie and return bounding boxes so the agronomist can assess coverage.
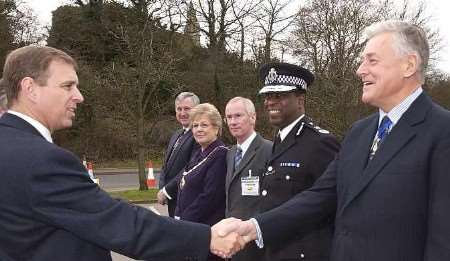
[273,132,281,152]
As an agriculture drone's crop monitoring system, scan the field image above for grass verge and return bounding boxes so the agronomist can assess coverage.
[109,188,158,203]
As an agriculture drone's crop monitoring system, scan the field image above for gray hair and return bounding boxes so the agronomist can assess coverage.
[227,96,256,115]
[362,20,429,83]
[189,103,223,136]
[175,92,200,106]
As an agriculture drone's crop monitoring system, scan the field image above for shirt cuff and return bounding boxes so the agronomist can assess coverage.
[250,218,264,248]
[162,187,172,200]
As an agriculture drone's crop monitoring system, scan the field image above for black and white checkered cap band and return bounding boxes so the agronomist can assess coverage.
[259,75,308,94]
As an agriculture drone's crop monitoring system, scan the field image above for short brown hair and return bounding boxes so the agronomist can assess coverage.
[0,45,77,107]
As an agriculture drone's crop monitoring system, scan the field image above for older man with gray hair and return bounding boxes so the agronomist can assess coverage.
[218,20,450,261]
[157,91,200,217]
[224,96,272,261]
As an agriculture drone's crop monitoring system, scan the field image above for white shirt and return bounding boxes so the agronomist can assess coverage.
[378,87,423,128]
[278,114,305,141]
[7,110,53,143]
[237,131,257,157]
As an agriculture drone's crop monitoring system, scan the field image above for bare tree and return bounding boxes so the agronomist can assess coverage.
[101,0,183,190]
[289,0,441,137]
[251,0,298,63]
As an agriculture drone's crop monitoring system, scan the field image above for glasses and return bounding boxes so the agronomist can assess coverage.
[192,123,213,129]
[224,113,246,123]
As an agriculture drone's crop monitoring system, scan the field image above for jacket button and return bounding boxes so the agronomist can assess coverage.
[262,190,267,196]
[285,175,290,180]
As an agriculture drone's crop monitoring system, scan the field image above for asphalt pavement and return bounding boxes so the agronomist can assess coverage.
[95,168,161,192]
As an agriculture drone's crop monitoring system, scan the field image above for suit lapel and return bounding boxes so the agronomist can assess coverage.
[226,146,237,190]
[226,135,262,191]
[233,137,260,178]
[164,129,185,166]
[341,93,430,212]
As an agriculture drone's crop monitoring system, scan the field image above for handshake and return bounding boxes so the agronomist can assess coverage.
[209,218,258,259]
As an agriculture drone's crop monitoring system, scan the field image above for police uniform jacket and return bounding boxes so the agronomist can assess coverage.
[260,116,340,261]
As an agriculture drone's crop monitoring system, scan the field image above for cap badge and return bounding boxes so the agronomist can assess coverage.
[267,68,278,84]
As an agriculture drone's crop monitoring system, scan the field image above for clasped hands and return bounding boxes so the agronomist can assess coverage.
[210,217,258,258]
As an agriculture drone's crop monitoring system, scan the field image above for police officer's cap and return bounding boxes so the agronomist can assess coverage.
[258,62,314,94]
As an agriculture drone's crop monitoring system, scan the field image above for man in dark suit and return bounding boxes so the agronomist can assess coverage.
[0,45,243,260]
[256,63,340,260]
[157,91,200,217]
[221,20,450,261]
[224,97,272,261]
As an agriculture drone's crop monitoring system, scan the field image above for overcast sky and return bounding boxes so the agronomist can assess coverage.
[24,0,450,73]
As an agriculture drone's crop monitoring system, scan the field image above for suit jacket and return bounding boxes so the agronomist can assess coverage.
[225,133,272,261]
[159,128,197,188]
[260,116,340,261]
[0,113,210,261]
[174,139,228,227]
[257,93,450,261]
[160,128,197,217]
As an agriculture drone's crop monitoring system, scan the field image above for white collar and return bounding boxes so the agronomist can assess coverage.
[237,131,256,156]
[7,110,53,143]
[378,87,423,127]
[279,114,305,141]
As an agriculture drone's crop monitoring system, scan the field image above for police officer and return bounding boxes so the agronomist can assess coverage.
[258,63,340,261]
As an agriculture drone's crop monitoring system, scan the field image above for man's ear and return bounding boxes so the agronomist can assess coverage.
[403,54,419,78]
[249,112,256,125]
[20,77,38,102]
[296,93,305,107]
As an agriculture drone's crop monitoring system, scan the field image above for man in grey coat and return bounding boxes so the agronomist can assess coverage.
[224,97,272,261]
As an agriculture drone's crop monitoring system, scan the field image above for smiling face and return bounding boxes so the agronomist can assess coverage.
[175,97,195,128]
[263,91,304,129]
[192,114,218,149]
[31,60,83,132]
[356,32,416,112]
[225,100,255,144]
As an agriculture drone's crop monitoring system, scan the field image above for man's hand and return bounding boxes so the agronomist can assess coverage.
[157,190,167,205]
[214,218,258,244]
[210,218,245,258]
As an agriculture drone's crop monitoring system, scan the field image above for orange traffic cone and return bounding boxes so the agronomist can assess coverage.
[146,161,156,188]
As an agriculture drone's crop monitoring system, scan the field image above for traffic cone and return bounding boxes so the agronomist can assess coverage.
[87,162,99,184]
[146,161,156,188]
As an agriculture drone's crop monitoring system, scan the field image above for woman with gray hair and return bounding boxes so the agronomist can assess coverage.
[174,103,228,260]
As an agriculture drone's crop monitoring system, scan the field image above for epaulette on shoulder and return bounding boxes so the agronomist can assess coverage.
[303,121,330,135]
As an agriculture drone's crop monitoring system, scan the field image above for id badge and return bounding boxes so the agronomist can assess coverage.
[241,176,259,196]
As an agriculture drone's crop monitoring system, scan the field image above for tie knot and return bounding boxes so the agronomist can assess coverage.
[377,116,392,140]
